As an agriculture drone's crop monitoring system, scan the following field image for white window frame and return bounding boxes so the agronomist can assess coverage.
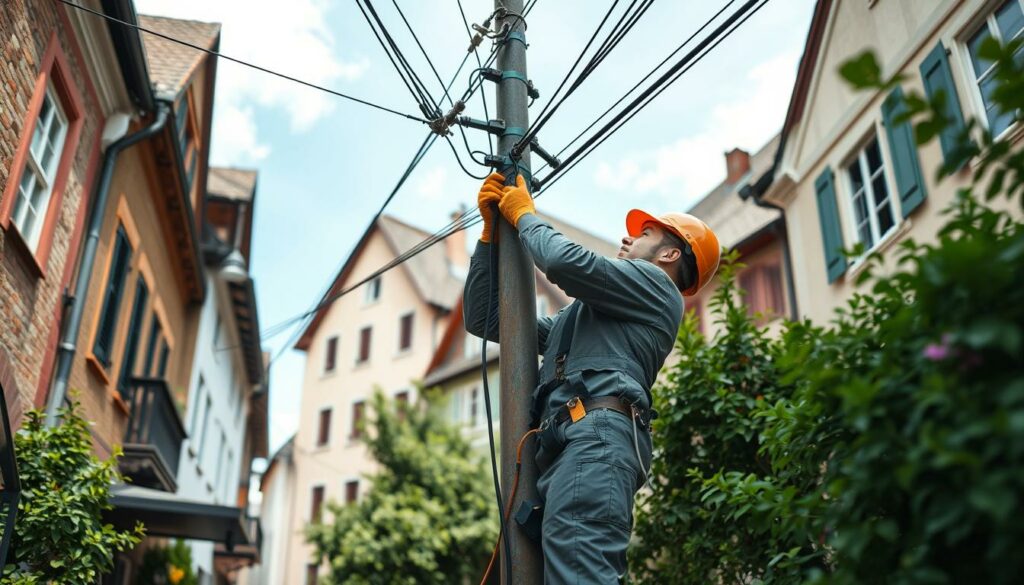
[11,83,68,251]
[364,276,382,304]
[842,131,899,259]
[960,0,1024,138]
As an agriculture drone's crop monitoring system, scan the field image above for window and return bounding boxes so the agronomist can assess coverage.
[188,377,205,439]
[142,314,163,377]
[324,336,338,372]
[175,95,199,194]
[364,276,382,303]
[395,390,410,422]
[845,136,896,251]
[345,480,359,505]
[223,450,234,503]
[196,394,212,465]
[739,266,785,321]
[316,408,332,447]
[93,226,133,366]
[469,387,480,427]
[398,313,414,352]
[117,277,149,397]
[11,85,68,251]
[357,326,372,363]
[305,564,319,585]
[310,486,325,522]
[451,389,464,425]
[351,401,365,440]
[214,428,227,500]
[966,0,1024,136]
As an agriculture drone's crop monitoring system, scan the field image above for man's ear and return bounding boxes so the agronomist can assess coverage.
[658,246,682,264]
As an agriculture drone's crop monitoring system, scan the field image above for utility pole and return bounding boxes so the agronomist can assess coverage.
[494,1,542,583]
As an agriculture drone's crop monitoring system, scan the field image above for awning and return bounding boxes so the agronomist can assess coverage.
[104,484,254,550]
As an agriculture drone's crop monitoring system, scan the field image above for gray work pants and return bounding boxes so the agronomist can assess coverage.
[535,409,653,584]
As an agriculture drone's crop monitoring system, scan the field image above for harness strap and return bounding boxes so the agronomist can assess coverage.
[530,301,581,425]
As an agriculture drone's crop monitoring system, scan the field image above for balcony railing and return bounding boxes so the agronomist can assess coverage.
[119,377,187,492]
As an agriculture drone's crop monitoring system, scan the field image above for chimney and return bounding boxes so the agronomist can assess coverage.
[725,147,751,184]
[445,205,470,274]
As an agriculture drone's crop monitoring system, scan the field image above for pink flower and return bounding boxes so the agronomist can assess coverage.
[923,334,954,361]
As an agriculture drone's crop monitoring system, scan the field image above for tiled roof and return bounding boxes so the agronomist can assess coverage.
[687,134,782,249]
[138,15,221,98]
[208,167,257,201]
[377,215,464,310]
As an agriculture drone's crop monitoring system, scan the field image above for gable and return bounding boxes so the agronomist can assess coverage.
[783,0,961,175]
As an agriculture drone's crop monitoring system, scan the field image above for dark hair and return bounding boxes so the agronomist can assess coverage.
[660,231,698,291]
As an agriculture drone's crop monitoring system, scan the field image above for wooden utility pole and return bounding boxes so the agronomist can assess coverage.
[494,0,542,582]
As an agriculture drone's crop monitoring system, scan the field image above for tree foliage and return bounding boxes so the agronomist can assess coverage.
[631,37,1024,584]
[1,402,144,584]
[307,391,496,584]
[136,539,198,585]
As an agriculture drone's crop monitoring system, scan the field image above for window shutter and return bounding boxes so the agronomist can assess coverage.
[882,86,928,217]
[814,167,847,284]
[920,42,968,168]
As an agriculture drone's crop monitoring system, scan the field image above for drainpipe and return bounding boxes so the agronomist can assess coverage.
[740,175,799,321]
[45,103,170,427]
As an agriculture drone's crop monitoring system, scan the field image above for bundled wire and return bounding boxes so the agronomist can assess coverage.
[537,0,770,193]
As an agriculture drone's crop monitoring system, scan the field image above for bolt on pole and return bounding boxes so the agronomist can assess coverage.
[493,0,543,582]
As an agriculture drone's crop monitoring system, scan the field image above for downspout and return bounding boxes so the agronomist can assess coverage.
[740,175,799,321]
[45,103,170,427]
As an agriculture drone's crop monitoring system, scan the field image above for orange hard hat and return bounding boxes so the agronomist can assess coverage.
[626,209,720,297]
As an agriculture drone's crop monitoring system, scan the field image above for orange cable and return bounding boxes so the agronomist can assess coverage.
[479,428,540,585]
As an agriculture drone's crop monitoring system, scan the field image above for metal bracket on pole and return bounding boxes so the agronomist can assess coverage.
[480,68,540,100]
[530,137,561,169]
[457,116,506,135]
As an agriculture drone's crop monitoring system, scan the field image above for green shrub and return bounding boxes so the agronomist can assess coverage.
[136,539,198,585]
[631,38,1024,585]
[1,402,144,584]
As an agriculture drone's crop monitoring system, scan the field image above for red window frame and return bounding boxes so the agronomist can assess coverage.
[0,32,85,276]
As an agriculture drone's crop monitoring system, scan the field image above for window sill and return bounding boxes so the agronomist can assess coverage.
[394,348,413,360]
[846,217,914,283]
[320,369,338,380]
[86,354,112,386]
[353,360,370,370]
[111,391,130,417]
[1,223,45,279]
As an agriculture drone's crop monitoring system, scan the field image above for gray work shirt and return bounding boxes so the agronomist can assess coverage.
[463,214,683,420]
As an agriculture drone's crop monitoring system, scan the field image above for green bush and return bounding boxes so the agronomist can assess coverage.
[1,402,144,584]
[307,391,496,585]
[136,539,198,585]
[631,39,1024,584]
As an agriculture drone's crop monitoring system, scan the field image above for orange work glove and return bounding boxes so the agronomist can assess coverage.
[498,174,535,228]
[477,172,505,243]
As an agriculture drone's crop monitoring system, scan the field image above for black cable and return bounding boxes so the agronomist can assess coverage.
[53,0,430,125]
[481,209,512,582]
[457,0,495,156]
[524,0,541,17]
[446,136,490,180]
[392,0,456,108]
[356,0,439,117]
[534,0,737,175]
[538,0,768,193]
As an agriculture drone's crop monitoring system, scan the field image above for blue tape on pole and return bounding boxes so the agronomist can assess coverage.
[502,126,526,138]
[500,70,529,85]
[505,31,527,47]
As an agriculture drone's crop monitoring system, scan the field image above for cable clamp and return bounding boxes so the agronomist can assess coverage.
[456,116,506,136]
[428,100,465,136]
[530,137,561,170]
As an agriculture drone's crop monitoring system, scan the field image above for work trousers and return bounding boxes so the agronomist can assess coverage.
[535,409,653,584]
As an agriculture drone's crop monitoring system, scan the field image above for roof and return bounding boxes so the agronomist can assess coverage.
[687,134,782,250]
[294,214,464,351]
[208,168,257,201]
[138,15,221,98]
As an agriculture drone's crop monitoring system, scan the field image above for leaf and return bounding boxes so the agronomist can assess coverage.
[840,51,884,89]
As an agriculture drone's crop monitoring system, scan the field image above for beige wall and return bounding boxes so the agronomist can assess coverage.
[770,0,1024,324]
[287,228,448,582]
[67,143,200,458]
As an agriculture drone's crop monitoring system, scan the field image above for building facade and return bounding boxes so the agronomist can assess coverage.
[0,0,117,431]
[285,214,463,583]
[757,0,1024,323]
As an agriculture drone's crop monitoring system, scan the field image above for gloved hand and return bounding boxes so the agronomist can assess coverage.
[498,174,535,228]
[477,172,505,243]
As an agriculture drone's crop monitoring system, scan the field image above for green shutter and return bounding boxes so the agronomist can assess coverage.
[920,41,968,168]
[882,86,928,217]
[814,167,847,284]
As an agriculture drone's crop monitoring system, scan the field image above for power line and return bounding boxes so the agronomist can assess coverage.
[534,0,737,175]
[537,0,769,192]
[54,0,431,124]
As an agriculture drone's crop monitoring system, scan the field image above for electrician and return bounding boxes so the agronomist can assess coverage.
[463,171,720,583]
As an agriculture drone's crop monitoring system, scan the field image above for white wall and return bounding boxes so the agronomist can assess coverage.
[178,271,254,579]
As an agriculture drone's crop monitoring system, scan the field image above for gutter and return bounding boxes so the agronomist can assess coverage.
[99,0,154,112]
[740,172,799,321]
[45,104,170,427]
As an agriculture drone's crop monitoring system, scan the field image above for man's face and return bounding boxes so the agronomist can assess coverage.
[618,222,667,261]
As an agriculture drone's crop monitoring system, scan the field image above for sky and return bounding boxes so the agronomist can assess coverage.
[133,0,816,456]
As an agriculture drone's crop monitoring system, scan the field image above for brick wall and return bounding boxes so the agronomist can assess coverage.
[0,0,103,427]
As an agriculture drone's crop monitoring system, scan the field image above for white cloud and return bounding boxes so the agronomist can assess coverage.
[414,166,449,201]
[594,51,797,206]
[136,0,368,165]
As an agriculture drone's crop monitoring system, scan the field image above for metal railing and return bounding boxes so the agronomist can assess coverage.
[122,377,187,486]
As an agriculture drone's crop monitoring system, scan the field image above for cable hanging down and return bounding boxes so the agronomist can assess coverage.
[54,0,431,124]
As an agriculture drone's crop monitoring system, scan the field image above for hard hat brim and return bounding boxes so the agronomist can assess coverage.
[626,209,684,242]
